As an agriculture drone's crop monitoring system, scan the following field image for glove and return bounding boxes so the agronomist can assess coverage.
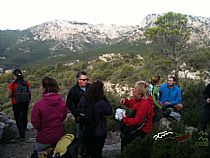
[115,108,126,121]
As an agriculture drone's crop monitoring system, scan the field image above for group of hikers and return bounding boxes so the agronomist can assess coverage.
[5,68,210,158]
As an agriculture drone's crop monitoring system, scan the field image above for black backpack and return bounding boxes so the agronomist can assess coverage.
[13,80,31,104]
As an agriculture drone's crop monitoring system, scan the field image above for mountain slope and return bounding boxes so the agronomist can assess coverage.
[1,13,210,68]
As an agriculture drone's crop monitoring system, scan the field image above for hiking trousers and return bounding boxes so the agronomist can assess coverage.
[84,134,106,158]
[12,102,29,139]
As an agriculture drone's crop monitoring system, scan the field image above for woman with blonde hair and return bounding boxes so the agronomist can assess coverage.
[120,81,154,151]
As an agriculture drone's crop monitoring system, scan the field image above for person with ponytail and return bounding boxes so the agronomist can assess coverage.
[6,68,31,140]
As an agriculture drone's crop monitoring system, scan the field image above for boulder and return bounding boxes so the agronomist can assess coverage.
[0,112,18,141]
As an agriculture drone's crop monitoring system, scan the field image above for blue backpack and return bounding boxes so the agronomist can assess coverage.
[13,80,31,103]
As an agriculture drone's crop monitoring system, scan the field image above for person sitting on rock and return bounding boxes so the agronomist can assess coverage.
[159,76,183,122]
[31,77,68,153]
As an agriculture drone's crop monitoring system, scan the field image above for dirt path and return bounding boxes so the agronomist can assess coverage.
[0,129,120,158]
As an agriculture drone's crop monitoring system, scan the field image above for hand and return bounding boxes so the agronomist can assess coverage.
[120,98,126,105]
[165,102,170,106]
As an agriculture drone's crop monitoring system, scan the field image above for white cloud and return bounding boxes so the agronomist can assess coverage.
[0,0,209,30]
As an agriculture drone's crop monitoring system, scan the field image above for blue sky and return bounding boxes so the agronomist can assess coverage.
[0,0,209,30]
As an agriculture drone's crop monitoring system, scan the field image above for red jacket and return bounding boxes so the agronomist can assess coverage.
[31,93,68,144]
[8,80,30,105]
[122,97,154,134]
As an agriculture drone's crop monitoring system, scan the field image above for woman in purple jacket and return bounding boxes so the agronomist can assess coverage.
[31,76,68,152]
[77,80,113,158]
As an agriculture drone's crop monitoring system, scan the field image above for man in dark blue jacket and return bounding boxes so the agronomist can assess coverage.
[159,76,183,121]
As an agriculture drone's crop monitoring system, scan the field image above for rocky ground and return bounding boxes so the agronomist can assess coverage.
[0,127,121,158]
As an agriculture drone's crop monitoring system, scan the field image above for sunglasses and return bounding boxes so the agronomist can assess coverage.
[79,78,89,81]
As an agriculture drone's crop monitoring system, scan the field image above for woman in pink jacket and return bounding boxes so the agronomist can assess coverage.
[31,76,68,152]
[120,81,154,151]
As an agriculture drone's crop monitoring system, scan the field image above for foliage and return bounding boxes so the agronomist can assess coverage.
[0,40,210,157]
[121,135,154,158]
[144,12,191,80]
[181,79,206,127]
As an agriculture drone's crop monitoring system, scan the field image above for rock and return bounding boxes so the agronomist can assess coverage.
[185,126,198,134]
[159,117,172,129]
[0,112,18,141]
[103,131,121,158]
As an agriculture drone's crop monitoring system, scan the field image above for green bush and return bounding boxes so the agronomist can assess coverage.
[121,134,154,158]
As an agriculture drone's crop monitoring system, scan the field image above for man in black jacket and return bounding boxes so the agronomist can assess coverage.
[200,83,210,132]
[66,71,90,158]
[66,71,90,119]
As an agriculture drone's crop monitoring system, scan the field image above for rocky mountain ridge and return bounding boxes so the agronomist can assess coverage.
[0,13,210,68]
[19,14,210,51]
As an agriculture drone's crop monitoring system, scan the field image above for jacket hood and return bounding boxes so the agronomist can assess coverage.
[42,93,62,106]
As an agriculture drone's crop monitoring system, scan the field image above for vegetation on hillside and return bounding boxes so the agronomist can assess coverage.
[1,12,210,157]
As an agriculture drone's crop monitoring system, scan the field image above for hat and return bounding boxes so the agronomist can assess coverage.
[13,69,22,77]
[53,134,74,157]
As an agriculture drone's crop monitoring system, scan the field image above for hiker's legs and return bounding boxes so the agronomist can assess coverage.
[12,103,25,138]
[90,135,106,158]
[77,124,87,158]
[21,102,29,131]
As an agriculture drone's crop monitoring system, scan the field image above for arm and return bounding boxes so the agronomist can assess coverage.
[6,83,13,98]
[152,86,162,109]
[203,84,210,104]
[203,84,210,100]
[123,102,148,126]
[170,89,182,106]
[62,101,68,121]
[102,100,113,116]
[120,98,136,109]
[6,89,12,98]
[66,89,77,117]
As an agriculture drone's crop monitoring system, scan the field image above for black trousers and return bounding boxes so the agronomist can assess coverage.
[12,102,29,138]
[84,134,106,158]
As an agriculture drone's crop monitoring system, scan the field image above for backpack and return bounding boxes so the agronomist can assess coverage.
[79,98,99,135]
[13,80,31,104]
[52,134,74,158]
[120,109,147,138]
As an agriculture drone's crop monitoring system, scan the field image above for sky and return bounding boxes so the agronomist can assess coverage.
[0,0,210,30]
